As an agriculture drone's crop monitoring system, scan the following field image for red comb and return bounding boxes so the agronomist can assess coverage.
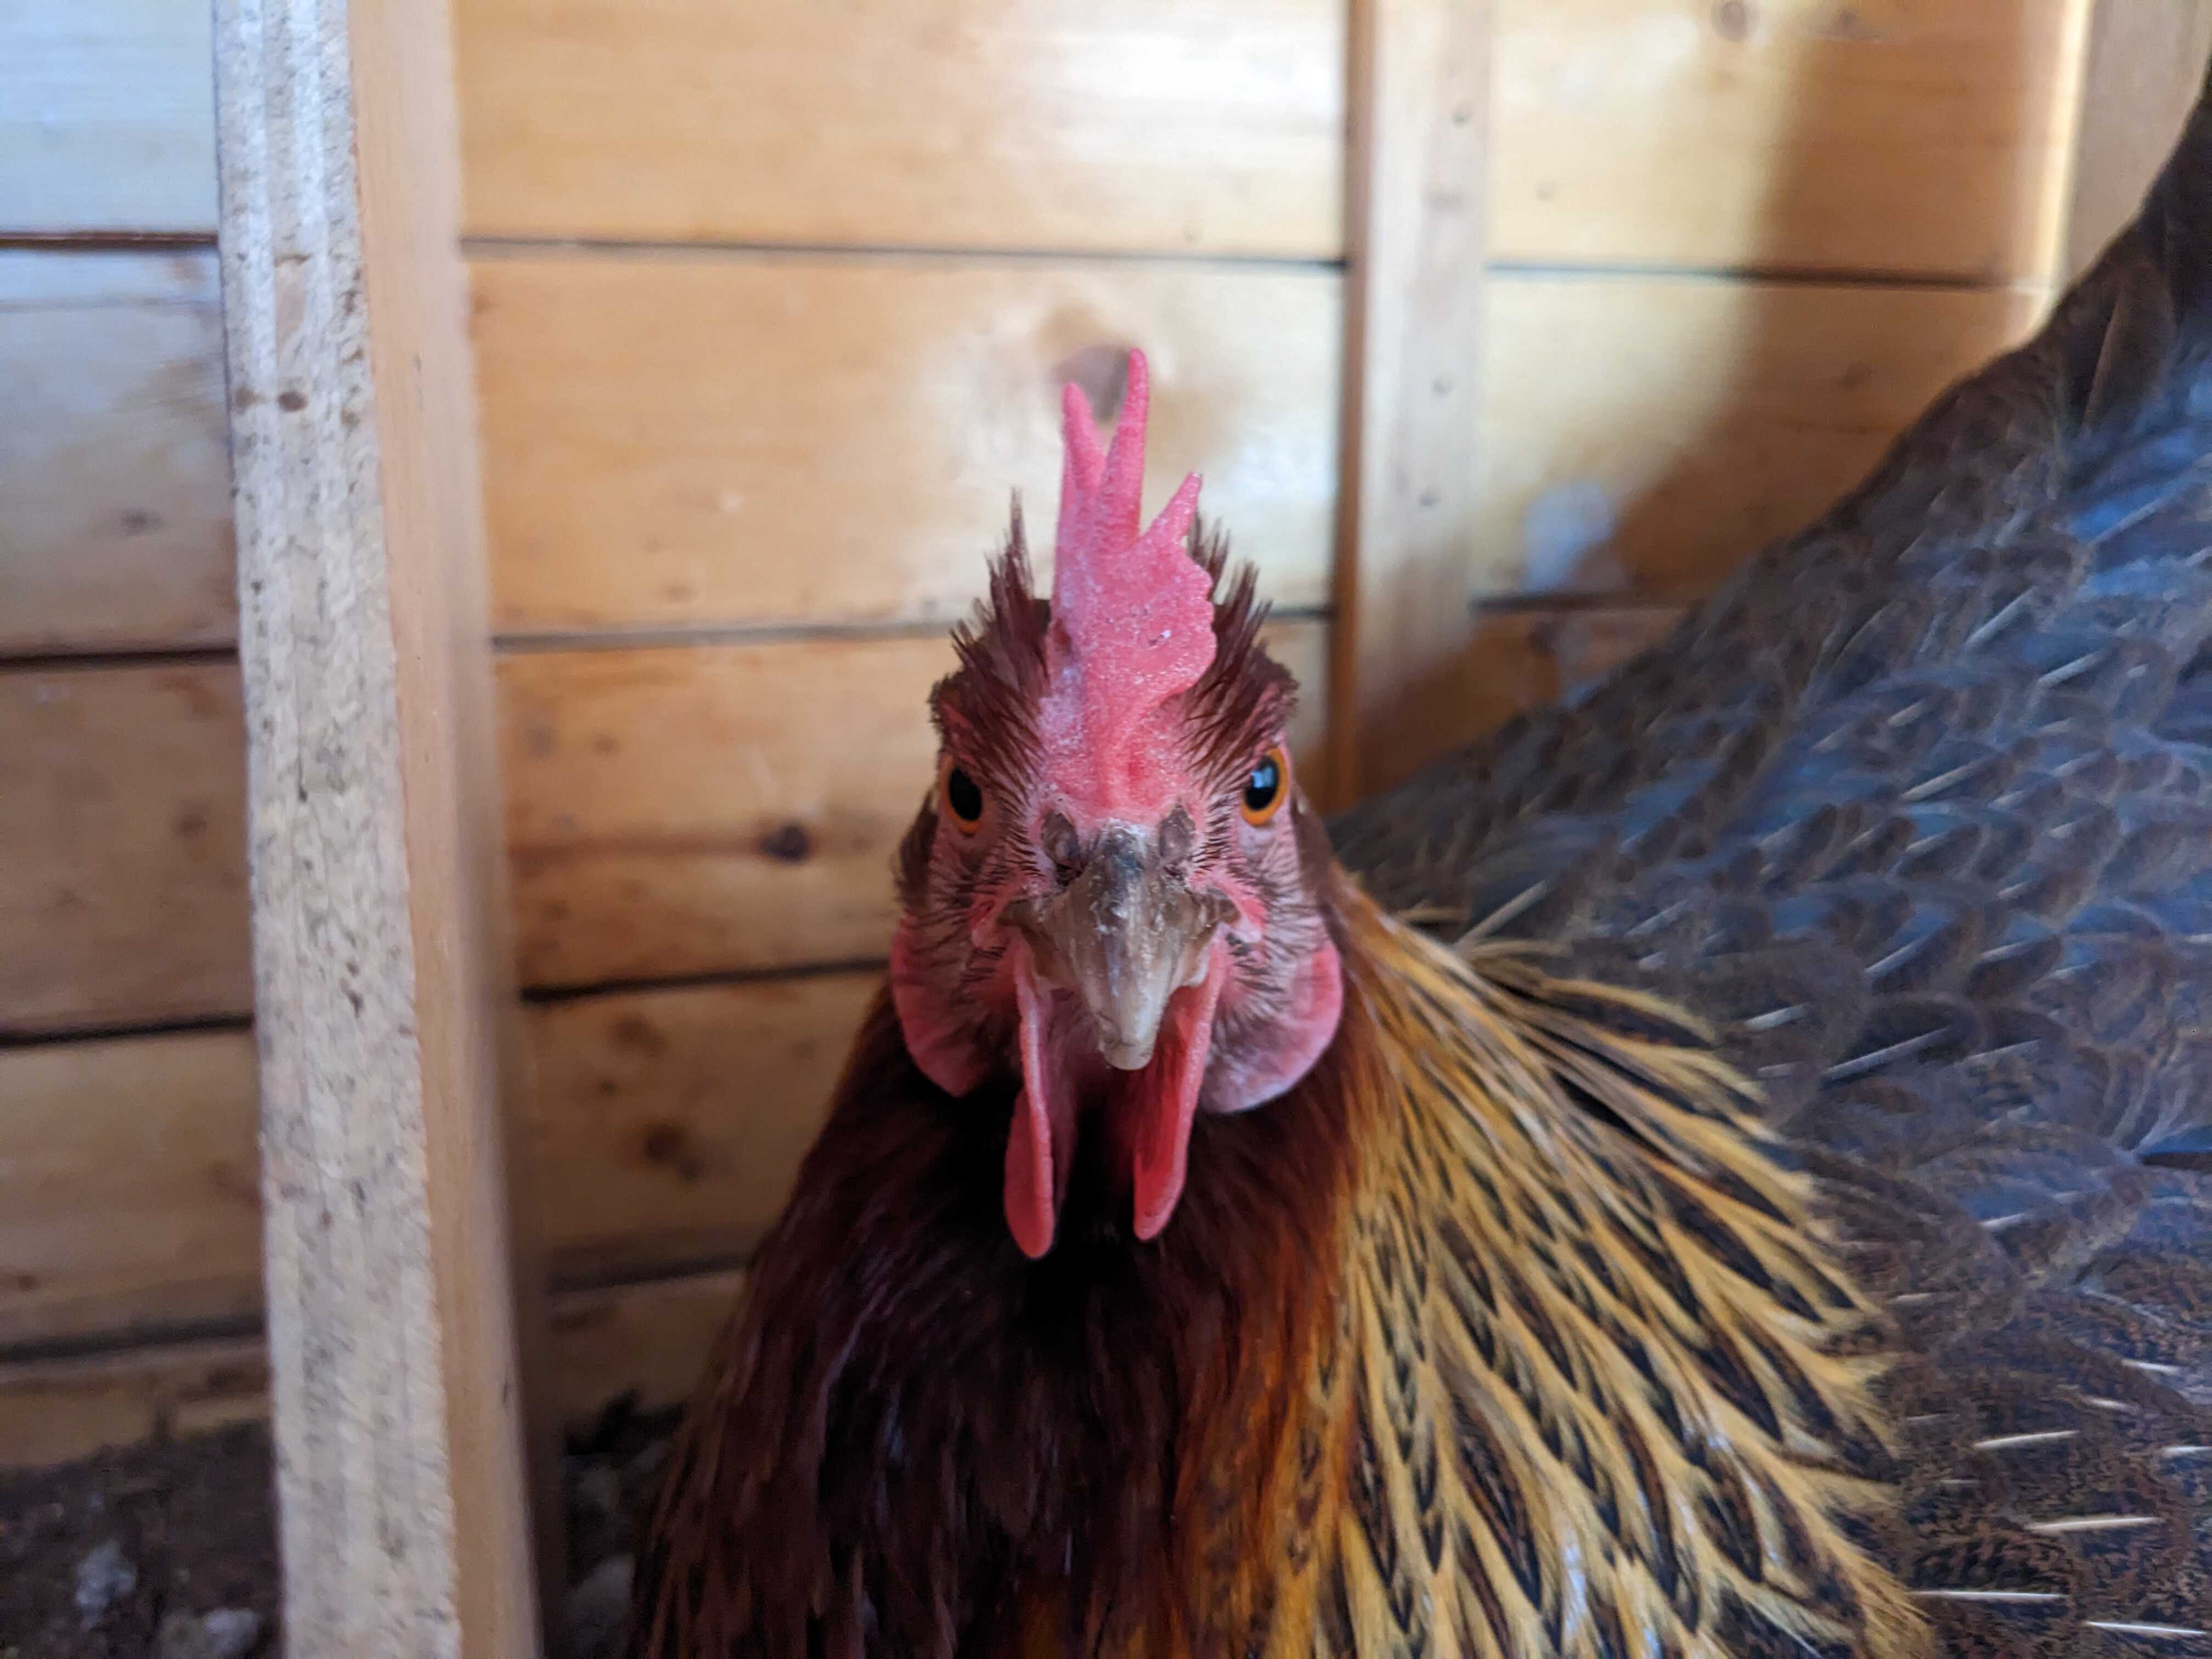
[1040,349,1216,817]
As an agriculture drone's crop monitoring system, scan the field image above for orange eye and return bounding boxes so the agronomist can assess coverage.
[1240,745,1289,826]
[938,755,986,832]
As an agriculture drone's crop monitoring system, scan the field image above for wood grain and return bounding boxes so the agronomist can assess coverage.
[2063,0,2212,280]
[0,1267,743,1470]
[0,1032,261,1350]
[474,254,1341,633]
[527,973,876,1280]
[216,0,543,1642]
[0,251,236,655]
[1492,0,2090,281]
[1476,275,2050,598]
[455,0,1344,255]
[501,620,1329,990]
[0,0,219,236]
[1334,0,1493,799]
[0,977,874,1349]
[0,663,251,1035]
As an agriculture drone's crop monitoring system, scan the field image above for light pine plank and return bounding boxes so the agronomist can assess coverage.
[215,0,543,1641]
[0,978,872,1347]
[500,620,1330,989]
[0,1268,746,1470]
[0,0,219,236]
[0,1032,261,1350]
[456,0,1345,255]
[1334,0,1493,798]
[0,663,251,1034]
[527,973,876,1280]
[1476,275,2050,599]
[475,255,1342,632]
[1492,0,2091,281]
[0,250,236,654]
[2063,0,2212,280]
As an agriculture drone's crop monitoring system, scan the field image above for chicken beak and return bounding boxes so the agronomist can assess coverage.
[998,824,1237,1254]
[1008,826,1232,1071]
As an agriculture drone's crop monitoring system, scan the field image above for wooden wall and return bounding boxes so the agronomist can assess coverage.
[0,0,2152,1462]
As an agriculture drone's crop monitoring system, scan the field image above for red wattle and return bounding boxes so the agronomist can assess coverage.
[1005,943,1072,1259]
[1130,947,1228,1242]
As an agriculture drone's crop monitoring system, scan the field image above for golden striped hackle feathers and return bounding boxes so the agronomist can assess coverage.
[1178,884,1928,1658]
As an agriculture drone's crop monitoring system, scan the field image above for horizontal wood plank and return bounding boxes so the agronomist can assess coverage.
[455,0,1345,255]
[475,254,1341,632]
[458,0,2088,276]
[0,1268,743,1469]
[0,975,866,1348]
[1492,0,2089,281]
[1476,275,2049,598]
[0,1032,261,1350]
[0,663,251,1035]
[526,973,874,1281]
[500,620,1330,989]
[0,251,236,654]
[0,0,219,236]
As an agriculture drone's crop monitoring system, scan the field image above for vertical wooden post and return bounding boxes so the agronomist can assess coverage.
[213,0,547,1650]
[1333,0,1493,800]
[2063,0,2212,280]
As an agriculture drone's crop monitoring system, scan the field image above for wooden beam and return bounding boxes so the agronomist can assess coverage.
[212,0,546,1650]
[1334,0,1493,799]
[455,0,1345,255]
[2063,0,2212,280]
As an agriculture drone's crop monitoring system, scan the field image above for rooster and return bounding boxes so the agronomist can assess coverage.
[632,67,2212,1659]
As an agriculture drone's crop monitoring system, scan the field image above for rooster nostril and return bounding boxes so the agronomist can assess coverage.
[1041,811,1082,879]
[1158,806,1195,867]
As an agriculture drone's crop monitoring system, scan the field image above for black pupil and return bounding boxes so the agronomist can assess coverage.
[946,766,984,822]
[1244,755,1282,813]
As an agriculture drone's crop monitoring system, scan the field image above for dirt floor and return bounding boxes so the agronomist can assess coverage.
[0,1397,680,1658]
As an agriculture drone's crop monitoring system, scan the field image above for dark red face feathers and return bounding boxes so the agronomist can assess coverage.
[890,348,1345,1257]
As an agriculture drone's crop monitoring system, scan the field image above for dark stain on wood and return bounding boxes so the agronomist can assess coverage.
[759,822,814,864]
[641,1121,708,1183]
[611,1012,669,1058]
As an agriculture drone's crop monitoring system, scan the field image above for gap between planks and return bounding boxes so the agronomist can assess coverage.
[463,233,2046,302]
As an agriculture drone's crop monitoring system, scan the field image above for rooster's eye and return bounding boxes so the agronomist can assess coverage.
[1241,746,1289,826]
[939,758,986,832]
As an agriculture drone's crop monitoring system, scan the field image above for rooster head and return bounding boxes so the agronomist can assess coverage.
[890,348,1345,1257]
